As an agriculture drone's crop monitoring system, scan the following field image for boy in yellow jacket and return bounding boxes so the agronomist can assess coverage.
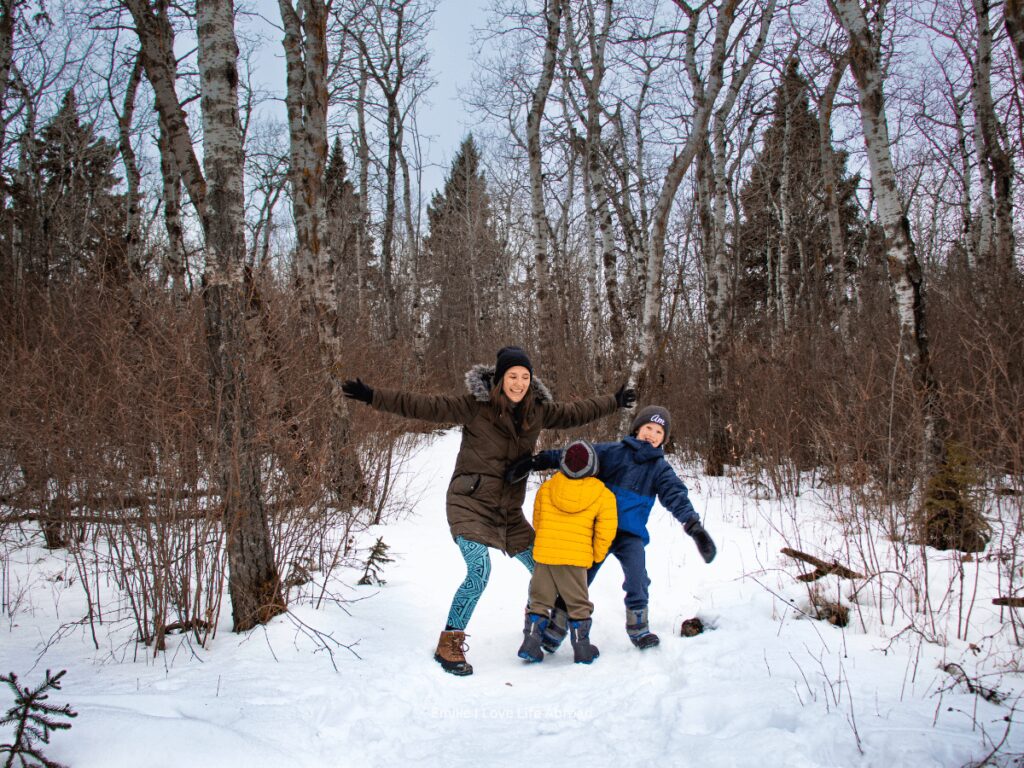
[518,440,617,664]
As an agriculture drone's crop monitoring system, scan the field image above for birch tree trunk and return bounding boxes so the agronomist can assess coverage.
[777,77,794,331]
[157,114,188,298]
[830,0,944,458]
[819,53,853,336]
[971,0,1016,274]
[566,0,614,382]
[279,0,364,505]
[680,0,773,474]
[951,91,976,271]
[116,53,144,281]
[630,1,732,394]
[197,0,284,631]
[124,0,208,226]
[0,0,18,170]
[826,0,989,553]
[355,65,370,320]
[527,0,563,371]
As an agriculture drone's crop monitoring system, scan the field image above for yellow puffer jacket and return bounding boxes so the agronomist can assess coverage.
[531,472,617,568]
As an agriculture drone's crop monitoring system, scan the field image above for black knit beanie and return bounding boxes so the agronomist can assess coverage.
[560,440,599,479]
[630,405,671,443]
[494,346,533,384]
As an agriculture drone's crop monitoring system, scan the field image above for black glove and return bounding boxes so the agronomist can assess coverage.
[505,454,539,484]
[614,383,637,409]
[342,378,374,404]
[684,519,717,564]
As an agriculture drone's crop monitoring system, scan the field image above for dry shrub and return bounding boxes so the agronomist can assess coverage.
[0,275,421,652]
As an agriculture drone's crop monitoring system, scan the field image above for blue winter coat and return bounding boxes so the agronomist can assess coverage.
[538,436,699,544]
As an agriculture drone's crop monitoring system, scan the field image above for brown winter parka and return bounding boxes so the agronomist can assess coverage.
[371,365,617,556]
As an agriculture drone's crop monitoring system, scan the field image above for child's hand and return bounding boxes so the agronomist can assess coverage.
[505,454,538,484]
[684,519,717,563]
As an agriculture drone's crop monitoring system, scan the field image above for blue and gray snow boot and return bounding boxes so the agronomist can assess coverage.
[626,607,660,649]
[518,613,549,663]
[541,607,569,653]
[570,618,600,664]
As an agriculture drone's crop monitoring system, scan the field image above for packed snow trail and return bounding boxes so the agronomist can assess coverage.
[1,429,1018,767]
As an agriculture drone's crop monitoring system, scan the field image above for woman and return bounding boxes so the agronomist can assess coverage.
[342,346,635,676]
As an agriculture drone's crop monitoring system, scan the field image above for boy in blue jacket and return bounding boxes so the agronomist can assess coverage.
[507,405,717,651]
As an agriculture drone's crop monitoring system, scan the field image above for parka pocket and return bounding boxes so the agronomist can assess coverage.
[450,473,481,496]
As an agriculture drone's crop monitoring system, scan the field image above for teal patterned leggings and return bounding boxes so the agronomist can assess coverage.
[445,536,535,631]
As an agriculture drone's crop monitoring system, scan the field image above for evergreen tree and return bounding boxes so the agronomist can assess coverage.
[4,90,127,285]
[422,135,506,377]
[0,669,77,768]
[736,62,863,334]
[325,135,373,322]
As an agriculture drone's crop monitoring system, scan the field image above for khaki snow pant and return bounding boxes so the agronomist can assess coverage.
[528,563,593,620]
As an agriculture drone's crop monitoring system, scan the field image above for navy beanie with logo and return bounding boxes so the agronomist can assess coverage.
[629,405,671,443]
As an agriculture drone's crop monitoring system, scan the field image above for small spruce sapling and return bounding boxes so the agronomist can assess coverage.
[0,669,77,768]
[358,537,393,586]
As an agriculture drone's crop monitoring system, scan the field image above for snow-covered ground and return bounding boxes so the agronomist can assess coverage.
[2,429,1022,767]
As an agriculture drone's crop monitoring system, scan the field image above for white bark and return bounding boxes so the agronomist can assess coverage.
[527,0,563,369]
[566,0,615,377]
[279,0,332,321]
[197,0,284,631]
[630,2,729,386]
[115,53,144,279]
[0,0,18,161]
[124,0,208,227]
[970,0,1015,272]
[819,54,853,334]
[829,0,945,467]
[157,114,187,298]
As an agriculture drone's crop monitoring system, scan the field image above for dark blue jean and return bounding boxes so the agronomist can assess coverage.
[587,531,651,610]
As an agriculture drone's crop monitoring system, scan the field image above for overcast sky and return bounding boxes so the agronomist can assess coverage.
[248,1,487,201]
[416,0,488,197]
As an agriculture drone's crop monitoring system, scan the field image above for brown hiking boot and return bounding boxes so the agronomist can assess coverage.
[434,630,473,676]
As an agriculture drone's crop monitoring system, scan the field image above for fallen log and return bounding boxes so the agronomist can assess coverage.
[993,597,1024,608]
[781,547,864,582]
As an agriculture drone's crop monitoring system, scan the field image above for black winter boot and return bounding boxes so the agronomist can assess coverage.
[569,618,600,664]
[626,607,660,649]
[517,613,548,663]
[541,607,569,653]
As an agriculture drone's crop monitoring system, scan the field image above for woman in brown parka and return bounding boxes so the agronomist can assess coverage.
[342,346,635,676]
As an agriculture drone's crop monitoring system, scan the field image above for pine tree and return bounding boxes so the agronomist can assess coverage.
[357,537,394,586]
[737,62,863,334]
[325,135,373,322]
[0,669,77,768]
[422,135,506,377]
[5,90,128,285]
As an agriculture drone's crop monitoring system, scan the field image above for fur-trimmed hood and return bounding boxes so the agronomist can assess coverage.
[464,363,553,404]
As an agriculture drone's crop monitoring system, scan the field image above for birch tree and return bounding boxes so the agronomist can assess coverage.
[124,0,286,629]
[526,0,563,370]
[339,0,433,343]
[689,0,775,474]
[196,0,286,630]
[0,0,23,154]
[563,0,619,379]
[279,0,364,504]
[829,0,985,550]
[968,0,1015,273]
